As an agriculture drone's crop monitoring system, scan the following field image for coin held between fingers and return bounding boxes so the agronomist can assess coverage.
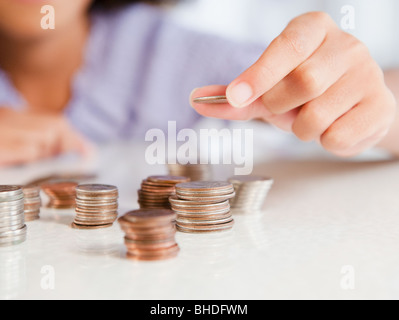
[192,96,229,104]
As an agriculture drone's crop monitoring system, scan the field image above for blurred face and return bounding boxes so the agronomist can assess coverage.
[0,0,93,40]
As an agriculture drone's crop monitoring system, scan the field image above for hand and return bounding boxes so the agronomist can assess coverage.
[191,12,397,157]
[0,108,93,167]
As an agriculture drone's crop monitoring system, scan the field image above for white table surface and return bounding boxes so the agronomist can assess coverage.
[0,140,398,300]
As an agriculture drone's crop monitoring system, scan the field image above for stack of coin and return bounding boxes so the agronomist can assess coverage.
[228,176,274,212]
[167,163,212,181]
[138,176,190,209]
[41,182,77,209]
[22,185,41,221]
[72,184,119,229]
[0,186,27,247]
[171,181,235,233]
[118,209,179,261]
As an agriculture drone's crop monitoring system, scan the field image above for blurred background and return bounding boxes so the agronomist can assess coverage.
[168,0,399,69]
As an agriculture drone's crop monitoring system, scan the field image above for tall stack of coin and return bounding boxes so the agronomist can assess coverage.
[0,186,27,247]
[72,184,119,229]
[118,209,179,261]
[41,182,77,209]
[22,185,41,221]
[170,181,235,233]
[167,163,212,181]
[228,176,274,212]
[138,176,190,209]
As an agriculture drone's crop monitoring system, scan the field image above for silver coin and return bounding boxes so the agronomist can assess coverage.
[75,209,118,215]
[0,234,26,246]
[169,196,229,207]
[75,199,118,205]
[177,216,233,225]
[74,214,118,221]
[229,176,273,211]
[192,95,228,104]
[0,213,24,223]
[0,224,27,238]
[73,218,116,226]
[0,222,25,231]
[0,210,25,219]
[0,196,24,204]
[0,223,25,233]
[176,192,235,203]
[173,207,231,216]
[176,181,233,192]
[176,221,234,233]
[0,185,23,194]
[76,184,118,194]
[0,204,25,212]
[176,187,235,196]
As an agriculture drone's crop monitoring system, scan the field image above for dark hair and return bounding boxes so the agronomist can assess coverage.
[92,0,179,9]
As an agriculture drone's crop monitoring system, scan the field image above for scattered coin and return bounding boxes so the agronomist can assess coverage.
[72,184,119,230]
[138,175,190,210]
[170,181,235,233]
[0,186,27,247]
[118,209,179,261]
[228,176,274,212]
[193,95,228,104]
[27,173,97,187]
[41,181,78,209]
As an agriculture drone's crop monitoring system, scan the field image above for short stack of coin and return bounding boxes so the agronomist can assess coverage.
[171,181,235,233]
[72,184,119,229]
[118,209,179,261]
[22,185,41,221]
[41,182,77,209]
[228,176,274,212]
[167,163,212,181]
[138,176,190,209]
[0,186,27,247]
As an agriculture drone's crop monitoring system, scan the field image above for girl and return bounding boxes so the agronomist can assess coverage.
[0,0,397,166]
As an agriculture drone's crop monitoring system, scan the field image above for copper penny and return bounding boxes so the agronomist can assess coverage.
[71,222,114,230]
[120,209,176,224]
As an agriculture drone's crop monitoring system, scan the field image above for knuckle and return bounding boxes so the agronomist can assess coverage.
[292,66,322,98]
[382,90,397,123]
[292,105,326,141]
[292,123,313,142]
[321,128,353,152]
[350,38,369,56]
[278,30,306,55]
[306,11,334,26]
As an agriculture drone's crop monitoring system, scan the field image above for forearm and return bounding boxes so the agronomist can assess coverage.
[378,69,399,156]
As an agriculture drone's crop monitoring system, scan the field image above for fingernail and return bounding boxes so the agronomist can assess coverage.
[227,82,253,108]
[189,88,199,108]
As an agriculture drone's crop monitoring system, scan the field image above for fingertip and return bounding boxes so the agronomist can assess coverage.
[189,88,200,108]
[226,81,254,109]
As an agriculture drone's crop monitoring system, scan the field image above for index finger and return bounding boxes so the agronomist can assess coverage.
[226,12,335,108]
